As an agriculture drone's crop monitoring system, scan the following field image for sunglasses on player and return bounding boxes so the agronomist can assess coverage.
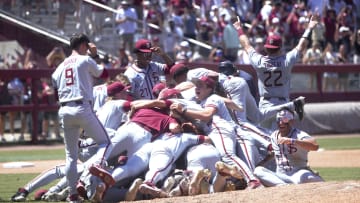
[276,109,294,123]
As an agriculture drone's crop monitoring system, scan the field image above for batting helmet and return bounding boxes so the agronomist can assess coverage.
[218,60,236,76]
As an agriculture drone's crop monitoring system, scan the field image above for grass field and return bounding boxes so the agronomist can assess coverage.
[0,135,359,202]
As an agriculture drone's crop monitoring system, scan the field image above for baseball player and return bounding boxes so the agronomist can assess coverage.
[138,133,210,198]
[124,39,174,100]
[92,80,128,112]
[51,33,113,203]
[253,108,323,186]
[171,76,262,189]
[234,15,320,129]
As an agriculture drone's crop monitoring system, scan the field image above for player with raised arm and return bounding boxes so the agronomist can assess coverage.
[233,15,319,129]
[124,39,174,100]
[51,33,113,203]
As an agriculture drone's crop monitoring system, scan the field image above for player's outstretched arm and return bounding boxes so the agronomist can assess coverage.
[295,15,319,52]
[233,16,254,54]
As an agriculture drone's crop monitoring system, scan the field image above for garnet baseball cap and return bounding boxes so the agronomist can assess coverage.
[107,81,128,96]
[134,39,152,53]
[158,88,181,100]
[264,34,282,49]
[152,82,166,97]
[170,63,189,78]
[195,76,216,89]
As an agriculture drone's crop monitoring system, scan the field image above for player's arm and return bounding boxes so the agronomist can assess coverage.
[295,15,319,53]
[233,17,255,54]
[151,47,174,68]
[170,103,216,123]
[221,97,243,112]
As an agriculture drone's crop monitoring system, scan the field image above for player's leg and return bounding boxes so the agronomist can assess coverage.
[253,166,287,187]
[291,169,324,184]
[112,142,153,182]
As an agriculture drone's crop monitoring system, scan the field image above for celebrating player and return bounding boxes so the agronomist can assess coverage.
[253,108,323,186]
[51,33,113,203]
[233,15,319,129]
[124,39,174,100]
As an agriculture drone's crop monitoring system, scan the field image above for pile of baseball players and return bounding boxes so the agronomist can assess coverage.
[11,15,324,203]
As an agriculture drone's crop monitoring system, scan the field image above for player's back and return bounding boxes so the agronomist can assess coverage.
[248,49,299,99]
[52,55,101,103]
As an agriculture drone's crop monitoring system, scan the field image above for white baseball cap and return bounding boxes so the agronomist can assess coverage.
[180,41,190,47]
[339,26,350,33]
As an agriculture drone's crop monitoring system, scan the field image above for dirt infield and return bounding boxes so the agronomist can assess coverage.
[1,137,360,202]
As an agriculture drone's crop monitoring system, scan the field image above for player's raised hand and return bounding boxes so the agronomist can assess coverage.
[307,15,319,30]
[150,46,164,55]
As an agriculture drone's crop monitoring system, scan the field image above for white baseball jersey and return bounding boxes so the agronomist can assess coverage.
[271,128,311,174]
[248,48,300,98]
[124,62,167,100]
[92,84,108,112]
[96,100,129,130]
[52,55,104,103]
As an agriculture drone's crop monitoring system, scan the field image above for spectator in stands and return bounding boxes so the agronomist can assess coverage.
[57,0,76,35]
[286,3,305,49]
[337,5,356,31]
[0,79,12,142]
[115,0,138,54]
[145,3,164,43]
[311,12,326,49]
[222,16,240,62]
[40,78,61,140]
[46,46,66,69]
[163,19,183,61]
[209,46,225,63]
[337,26,352,60]
[91,0,109,42]
[337,43,350,91]
[6,77,25,141]
[175,40,193,63]
[352,29,360,64]
[114,46,133,69]
[302,41,323,90]
[323,7,338,48]
[197,20,214,60]
[321,43,339,91]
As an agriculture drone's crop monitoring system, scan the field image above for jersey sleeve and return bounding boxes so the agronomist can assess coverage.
[248,49,265,69]
[285,48,300,67]
[87,57,105,78]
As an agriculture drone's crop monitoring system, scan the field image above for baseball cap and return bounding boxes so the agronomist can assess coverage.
[276,109,294,123]
[152,82,166,97]
[170,63,189,78]
[134,39,152,53]
[180,41,190,47]
[107,81,127,96]
[158,88,181,100]
[195,76,216,89]
[264,34,282,49]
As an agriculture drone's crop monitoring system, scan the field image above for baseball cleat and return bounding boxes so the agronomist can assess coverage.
[293,96,305,120]
[76,181,87,200]
[89,165,115,187]
[11,188,28,202]
[125,178,143,201]
[247,179,263,189]
[138,182,168,198]
[215,161,244,180]
[42,187,69,201]
[90,182,106,203]
[162,176,176,193]
[189,169,211,195]
[224,180,236,191]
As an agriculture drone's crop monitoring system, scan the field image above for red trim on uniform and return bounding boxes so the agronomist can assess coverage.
[212,123,251,180]
[99,68,109,79]
[150,157,175,184]
[198,135,205,144]
[122,101,132,112]
[237,135,254,171]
